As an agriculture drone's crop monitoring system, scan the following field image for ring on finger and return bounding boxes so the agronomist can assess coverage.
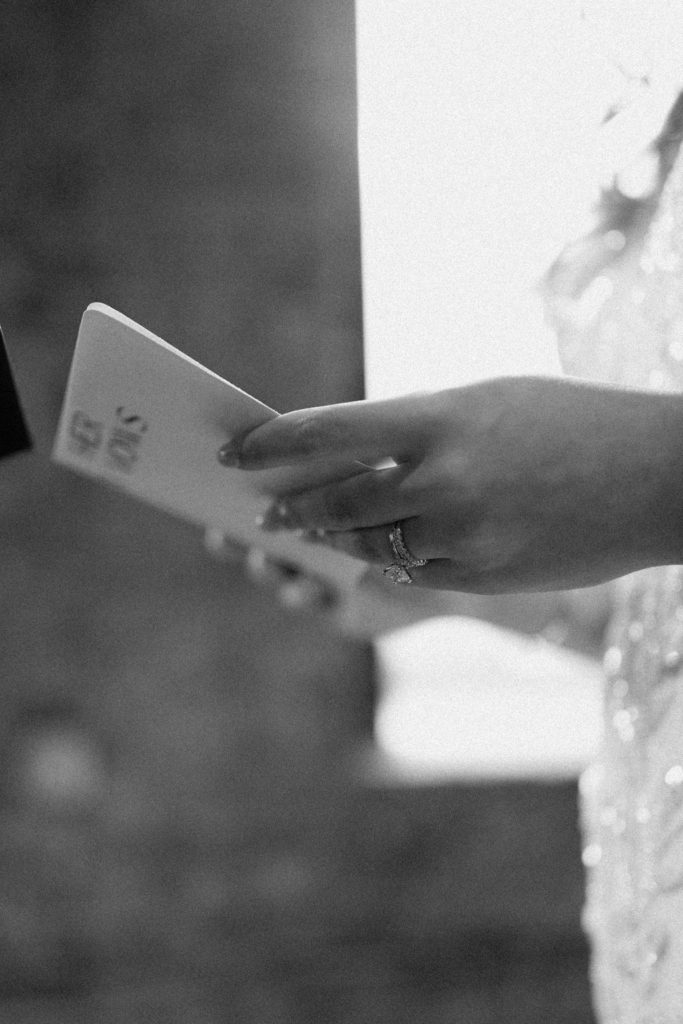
[383,520,428,584]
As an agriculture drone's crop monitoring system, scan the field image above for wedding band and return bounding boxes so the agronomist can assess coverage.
[388,521,428,569]
[383,520,428,584]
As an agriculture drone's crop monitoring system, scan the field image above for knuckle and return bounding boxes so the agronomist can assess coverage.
[290,412,338,456]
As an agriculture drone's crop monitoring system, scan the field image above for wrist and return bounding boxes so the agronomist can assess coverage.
[644,391,683,566]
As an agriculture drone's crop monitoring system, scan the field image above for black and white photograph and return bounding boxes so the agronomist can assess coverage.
[2,2,682,1021]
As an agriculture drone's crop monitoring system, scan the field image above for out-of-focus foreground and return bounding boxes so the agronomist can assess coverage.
[0,3,594,1022]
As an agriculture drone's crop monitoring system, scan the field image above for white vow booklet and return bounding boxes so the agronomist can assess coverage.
[52,304,367,591]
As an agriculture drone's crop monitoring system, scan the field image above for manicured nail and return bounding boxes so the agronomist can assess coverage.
[259,502,294,531]
[218,443,241,468]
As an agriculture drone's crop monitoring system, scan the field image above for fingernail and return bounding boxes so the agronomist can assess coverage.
[218,443,241,468]
[259,502,294,531]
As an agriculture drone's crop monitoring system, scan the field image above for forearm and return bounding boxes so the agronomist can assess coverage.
[623,388,683,568]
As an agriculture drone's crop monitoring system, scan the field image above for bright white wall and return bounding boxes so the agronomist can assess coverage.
[372,617,603,783]
[357,1,618,396]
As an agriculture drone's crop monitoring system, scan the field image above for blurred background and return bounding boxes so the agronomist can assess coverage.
[0,2,601,1021]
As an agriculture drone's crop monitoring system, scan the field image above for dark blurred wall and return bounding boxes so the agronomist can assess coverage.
[0,3,593,1022]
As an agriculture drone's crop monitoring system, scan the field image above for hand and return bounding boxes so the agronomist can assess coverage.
[218,376,683,593]
[203,530,612,648]
[204,527,463,636]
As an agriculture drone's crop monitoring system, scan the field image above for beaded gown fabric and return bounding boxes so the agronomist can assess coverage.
[547,124,683,1021]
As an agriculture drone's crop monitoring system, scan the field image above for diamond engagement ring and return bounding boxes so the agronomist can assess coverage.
[382,520,428,584]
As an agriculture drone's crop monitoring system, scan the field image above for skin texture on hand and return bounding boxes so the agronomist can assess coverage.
[203,527,606,645]
[220,376,683,594]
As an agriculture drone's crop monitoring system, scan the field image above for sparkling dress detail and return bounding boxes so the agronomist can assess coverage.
[548,139,683,1022]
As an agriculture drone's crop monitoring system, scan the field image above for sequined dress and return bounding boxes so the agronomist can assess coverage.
[548,136,683,1022]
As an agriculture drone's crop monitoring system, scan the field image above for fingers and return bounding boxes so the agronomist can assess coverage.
[204,528,247,563]
[218,392,438,470]
[316,516,436,566]
[316,529,512,594]
[300,521,518,593]
[261,464,418,533]
[409,559,492,592]
[246,549,338,611]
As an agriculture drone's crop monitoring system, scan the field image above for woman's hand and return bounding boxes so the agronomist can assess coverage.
[218,376,683,594]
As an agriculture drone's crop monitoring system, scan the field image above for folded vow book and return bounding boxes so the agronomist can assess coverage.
[0,327,31,460]
[52,304,367,592]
